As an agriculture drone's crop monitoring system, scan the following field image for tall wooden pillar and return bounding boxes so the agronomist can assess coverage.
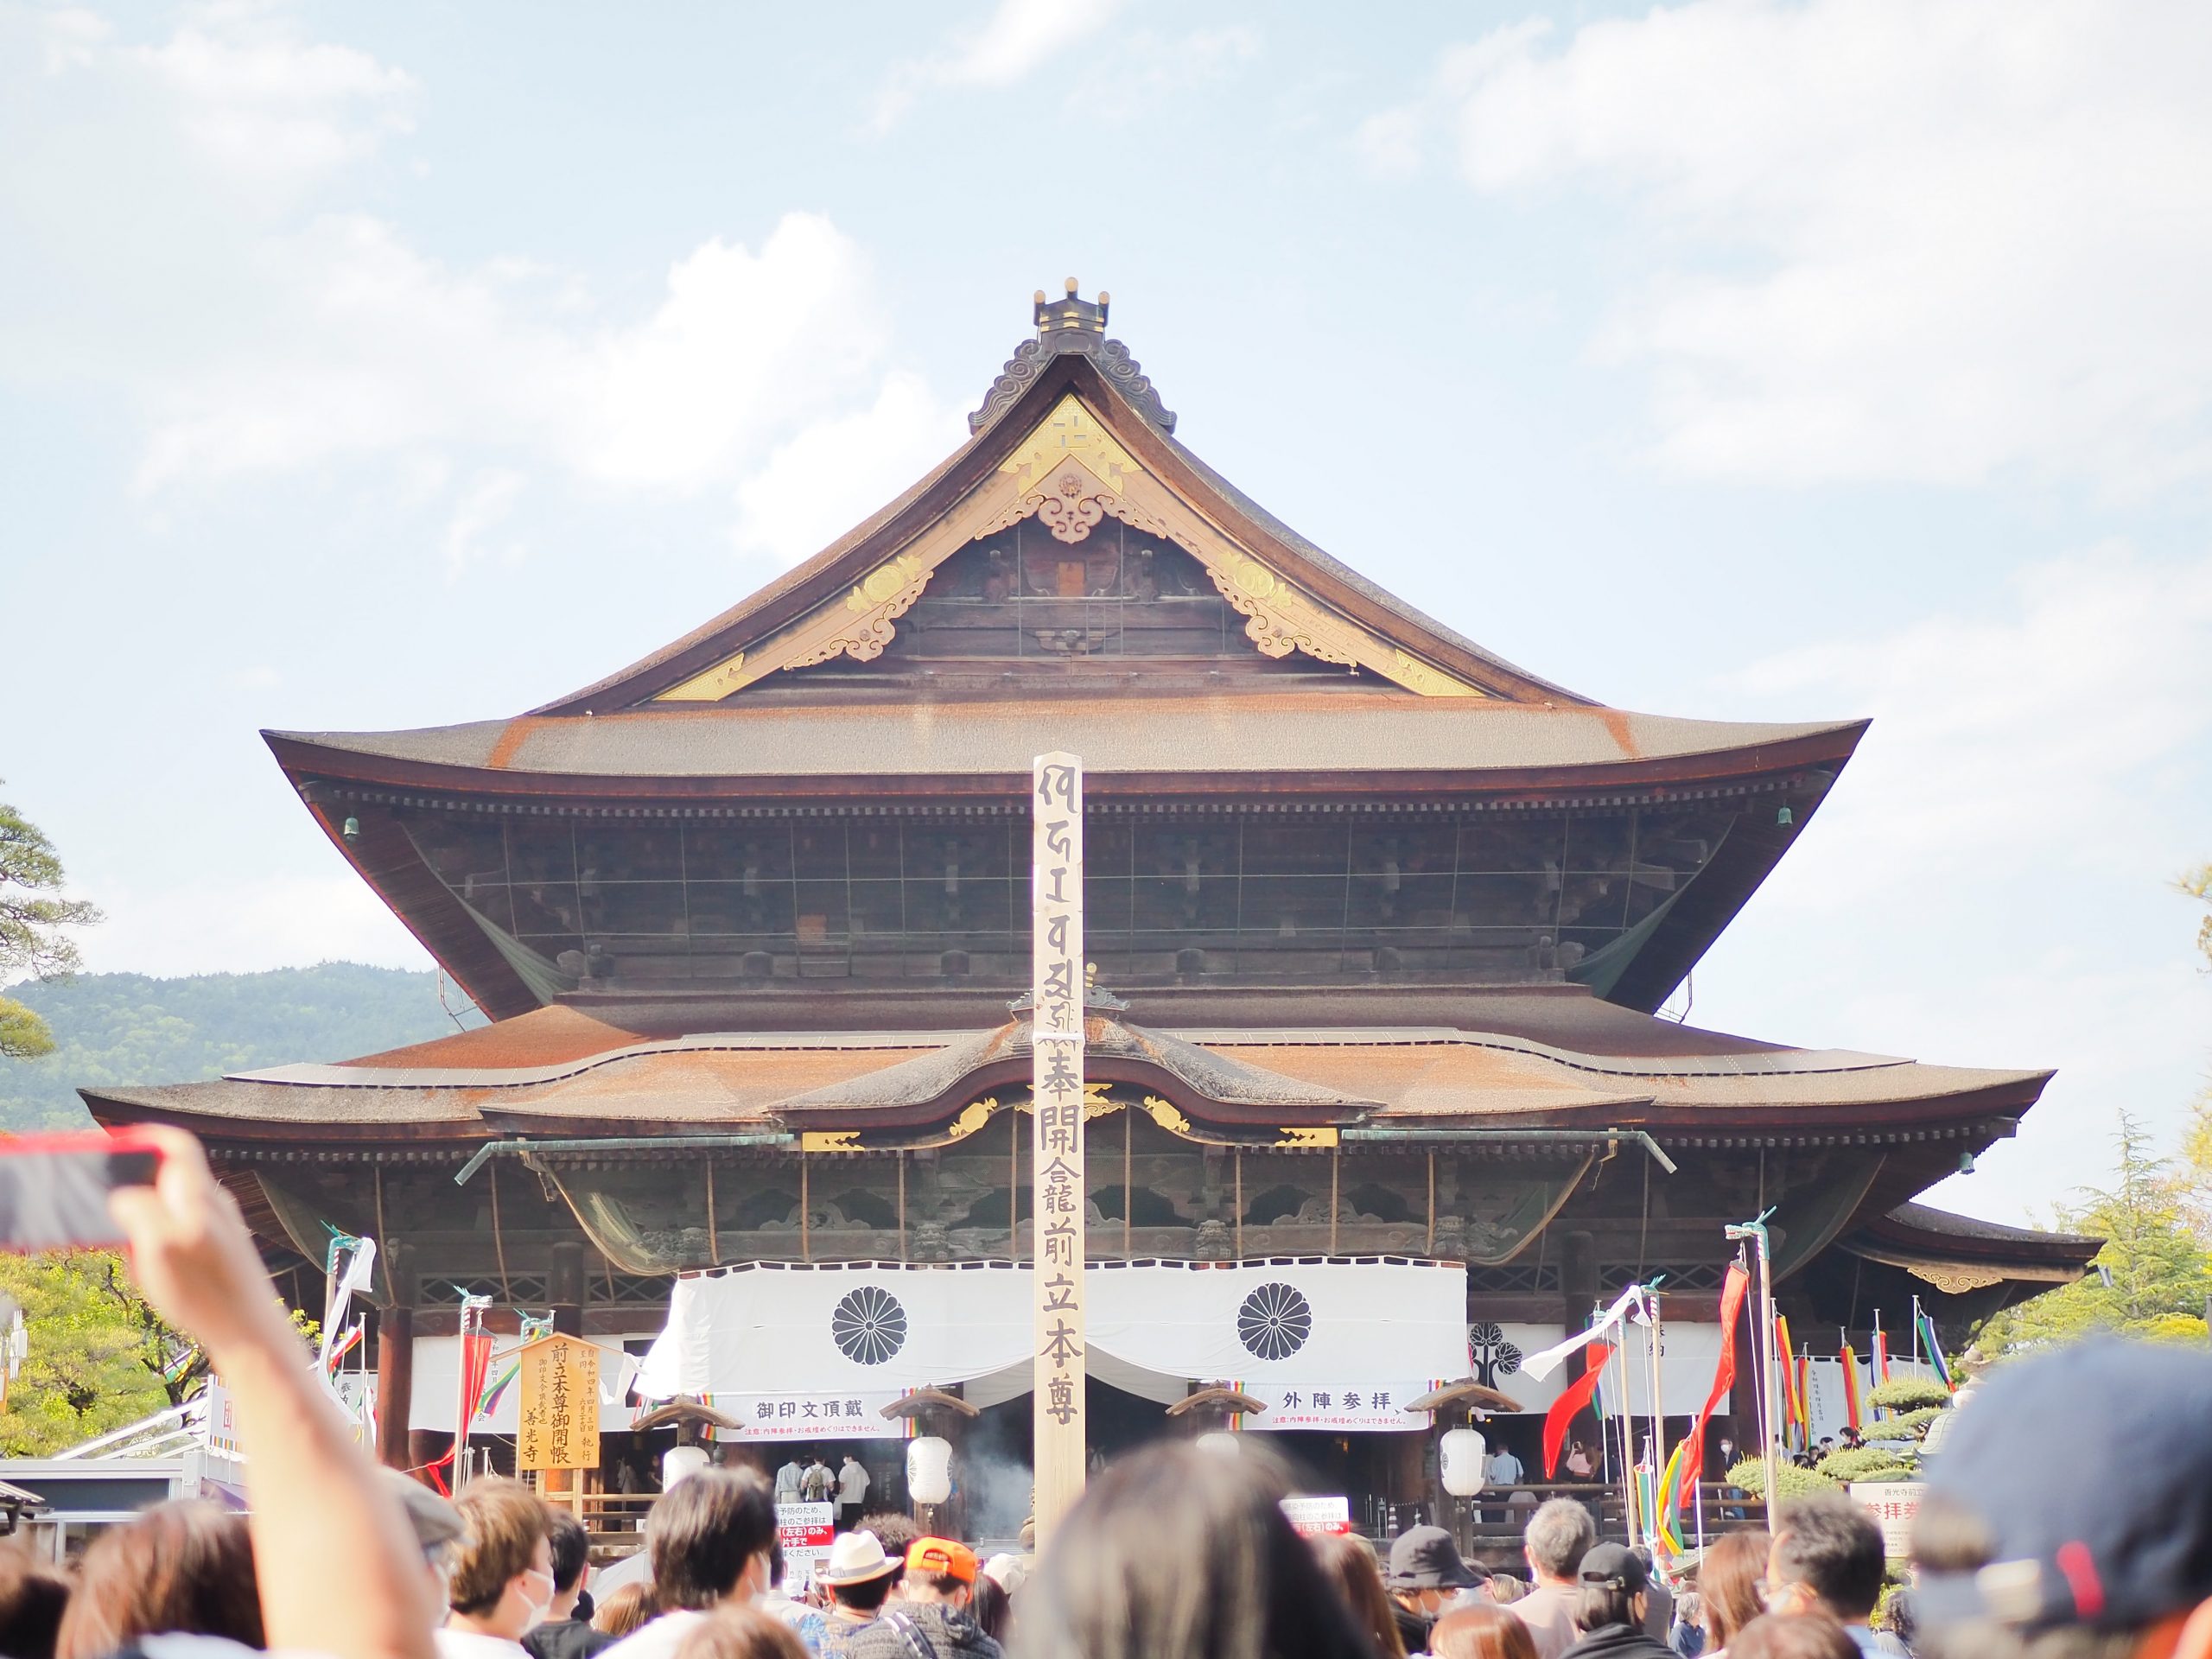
[550,1242,587,1338]
[375,1304,415,1471]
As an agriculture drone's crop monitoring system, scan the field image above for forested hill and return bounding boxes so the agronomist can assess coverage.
[0,963,479,1132]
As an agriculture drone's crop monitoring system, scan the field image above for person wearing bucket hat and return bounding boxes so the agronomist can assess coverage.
[847,1539,1001,1659]
[816,1532,899,1659]
[1910,1340,2212,1659]
[1559,1543,1675,1659]
[1389,1525,1489,1654]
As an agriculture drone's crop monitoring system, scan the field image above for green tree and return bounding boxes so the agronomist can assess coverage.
[0,785,103,1058]
[0,1250,179,1455]
[1976,1111,2212,1354]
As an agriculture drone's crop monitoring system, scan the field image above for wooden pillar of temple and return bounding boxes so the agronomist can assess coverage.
[550,1242,587,1338]
[546,1243,590,1509]
[375,1303,414,1471]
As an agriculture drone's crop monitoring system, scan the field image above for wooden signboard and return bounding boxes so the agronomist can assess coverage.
[516,1334,601,1472]
[1031,752,1087,1547]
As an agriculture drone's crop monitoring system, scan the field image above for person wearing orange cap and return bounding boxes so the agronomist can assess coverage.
[846,1538,1001,1659]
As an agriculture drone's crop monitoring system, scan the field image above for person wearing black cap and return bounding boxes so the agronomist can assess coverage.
[1910,1340,2212,1659]
[1559,1542,1675,1659]
[1389,1525,1488,1655]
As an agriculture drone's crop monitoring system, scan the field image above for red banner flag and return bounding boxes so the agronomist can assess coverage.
[1840,1342,1864,1431]
[1544,1343,1615,1478]
[1679,1262,1751,1486]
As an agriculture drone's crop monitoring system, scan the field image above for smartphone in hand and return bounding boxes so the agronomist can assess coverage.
[0,1128,166,1252]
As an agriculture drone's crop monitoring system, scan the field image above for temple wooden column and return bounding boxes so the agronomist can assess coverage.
[550,1242,587,1338]
[374,1304,414,1471]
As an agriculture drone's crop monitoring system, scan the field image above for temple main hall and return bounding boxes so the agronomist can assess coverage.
[84,284,2094,1531]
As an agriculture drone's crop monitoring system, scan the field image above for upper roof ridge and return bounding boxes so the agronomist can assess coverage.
[970,278,1177,435]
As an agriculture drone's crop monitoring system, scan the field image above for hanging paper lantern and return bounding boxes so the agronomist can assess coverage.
[663,1444,711,1489]
[1195,1432,1241,1457]
[908,1435,953,1504]
[1440,1427,1488,1497]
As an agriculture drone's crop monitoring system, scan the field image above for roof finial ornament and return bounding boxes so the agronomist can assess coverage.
[975,279,1173,435]
[1034,279,1109,337]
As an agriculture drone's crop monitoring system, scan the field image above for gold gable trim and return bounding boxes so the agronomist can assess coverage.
[653,393,1485,702]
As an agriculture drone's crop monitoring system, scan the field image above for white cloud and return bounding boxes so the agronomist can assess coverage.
[1700,544,2212,1223]
[1399,0,2212,491]
[872,0,1124,130]
[732,373,968,567]
[1726,545,2212,903]
[128,208,887,499]
[133,6,416,199]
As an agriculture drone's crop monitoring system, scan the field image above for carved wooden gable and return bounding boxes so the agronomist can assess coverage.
[651,391,1488,703]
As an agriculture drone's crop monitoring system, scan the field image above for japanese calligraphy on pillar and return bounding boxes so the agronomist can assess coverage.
[516,1334,601,1472]
[1031,752,1086,1545]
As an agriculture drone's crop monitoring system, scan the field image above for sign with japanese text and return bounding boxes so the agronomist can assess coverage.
[775,1502,837,1593]
[706,1391,904,1440]
[1032,751,1085,1545]
[1279,1496,1353,1536]
[1240,1382,1431,1433]
[1848,1482,1926,1559]
[517,1334,601,1471]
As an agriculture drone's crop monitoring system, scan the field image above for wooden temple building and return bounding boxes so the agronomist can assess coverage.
[84,283,2094,1524]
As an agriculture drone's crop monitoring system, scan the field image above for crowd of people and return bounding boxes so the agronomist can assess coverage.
[1,1128,2208,1659]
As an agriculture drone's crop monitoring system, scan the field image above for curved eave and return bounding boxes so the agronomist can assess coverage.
[533,349,1583,713]
[264,716,1866,803]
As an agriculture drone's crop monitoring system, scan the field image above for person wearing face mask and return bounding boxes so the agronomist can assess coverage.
[602,1469,781,1659]
[437,1479,559,1659]
[1389,1525,1491,1655]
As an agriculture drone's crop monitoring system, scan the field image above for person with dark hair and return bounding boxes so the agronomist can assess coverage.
[1764,1494,1897,1654]
[671,1606,810,1659]
[606,1468,780,1659]
[1014,1440,1379,1659]
[1722,1616,1857,1659]
[1513,1499,1598,1659]
[835,1455,870,1534]
[849,1537,1000,1659]
[969,1575,1011,1647]
[1910,1341,2212,1659]
[1695,1532,1769,1659]
[1433,1604,1541,1659]
[1629,1548,1675,1644]
[1311,1532,1406,1659]
[0,1541,70,1659]
[855,1513,919,1575]
[814,1531,899,1658]
[1559,1543,1675,1659]
[1389,1525,1488,1655]
[439,1478,556,1659]
[527,1509,616,1659]
[55,1499,266,1659]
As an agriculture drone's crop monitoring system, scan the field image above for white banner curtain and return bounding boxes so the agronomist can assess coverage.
[636,1259,1469,1430]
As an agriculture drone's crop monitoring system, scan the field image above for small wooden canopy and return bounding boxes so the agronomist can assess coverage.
[1403,1380,1523,1415]
[630,1401,743,1433]
[877,1388,980,1421]
[1164,1387,1269,1419]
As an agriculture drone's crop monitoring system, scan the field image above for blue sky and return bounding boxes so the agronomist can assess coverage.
[3,0,2208,1224]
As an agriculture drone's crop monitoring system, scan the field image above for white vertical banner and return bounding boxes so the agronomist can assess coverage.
[1032,752,1086,1546]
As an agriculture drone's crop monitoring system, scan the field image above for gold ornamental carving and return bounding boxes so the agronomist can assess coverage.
[654,390,1491,702]
[657,550,932,701]
[1904,1262,2008,1295]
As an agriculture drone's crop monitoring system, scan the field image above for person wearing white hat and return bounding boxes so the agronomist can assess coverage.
[816,1531,899,1659]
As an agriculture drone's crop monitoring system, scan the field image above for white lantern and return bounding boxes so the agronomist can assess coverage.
[663,1444,711,1490]
[908,1434,953,1505]
[1196,1432,1241,1457]
[1440,1427,1488,1497]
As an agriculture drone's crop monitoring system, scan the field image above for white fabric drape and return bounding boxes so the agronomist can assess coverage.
[635,1260,1469,1424]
